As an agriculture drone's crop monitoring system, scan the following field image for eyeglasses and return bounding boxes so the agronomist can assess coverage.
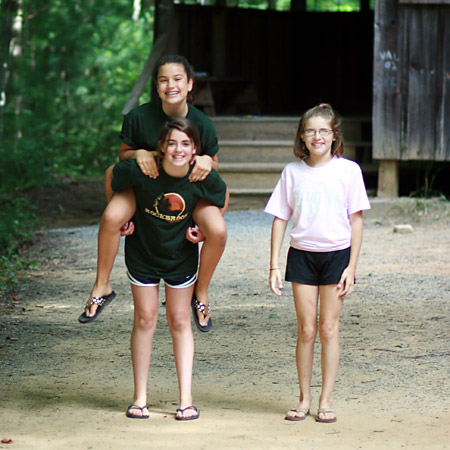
[303,129,333,137]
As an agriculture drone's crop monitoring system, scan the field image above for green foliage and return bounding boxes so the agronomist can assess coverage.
[225,0,368,11]
[306,0,362,11]
[3,0,154,182]
[0,194,38,287]
[0,0,154,286]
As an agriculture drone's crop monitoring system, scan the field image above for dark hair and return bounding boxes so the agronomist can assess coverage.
[157,117,201,160]
[293,103,344,161]
[151,55,195,103]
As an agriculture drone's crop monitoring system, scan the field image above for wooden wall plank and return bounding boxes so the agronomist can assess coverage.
[435,7,450,160]
[373,1,450,162]
[403,6,438,160]
[174,6,373,115]
[399,0,450,4]
[373,0,402,159]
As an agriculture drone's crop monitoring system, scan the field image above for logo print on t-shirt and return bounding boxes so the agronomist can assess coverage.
[147,192,188,223]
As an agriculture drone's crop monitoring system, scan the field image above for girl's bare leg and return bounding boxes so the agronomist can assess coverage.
[191,200,227,326]
[85,188,136,317]
[317,284,343,421]
[165,284,197,418]
[129,284,159,415]
[287,283,319,419]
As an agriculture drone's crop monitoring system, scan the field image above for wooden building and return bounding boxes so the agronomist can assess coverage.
[136,0,450,197]
[373,0,450,196]
[158,1,374,117]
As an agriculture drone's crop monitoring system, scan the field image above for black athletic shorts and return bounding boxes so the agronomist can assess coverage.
[285,247,351,286]
[127,271,197,289]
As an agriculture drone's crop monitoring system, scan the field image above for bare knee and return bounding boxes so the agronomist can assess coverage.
[168,312,191,334]
[134,313,157,333]
[319,321,339,344]
[201,219,227,246]
[101,188,136,228]
[298,325,317,344]
[194,206,227,244]
[102,206,123,228]
[209,223,227,245]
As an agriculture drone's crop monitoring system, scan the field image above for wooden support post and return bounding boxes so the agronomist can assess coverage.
[377,160,399,197]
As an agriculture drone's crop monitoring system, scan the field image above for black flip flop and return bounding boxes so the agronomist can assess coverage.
[126,404,150,419]
[191,294,212,332]
[175,405,200,421]
[78,291,116,324]
[315,408,337,423]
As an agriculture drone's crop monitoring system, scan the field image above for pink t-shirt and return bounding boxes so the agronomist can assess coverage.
[264,157,371,252]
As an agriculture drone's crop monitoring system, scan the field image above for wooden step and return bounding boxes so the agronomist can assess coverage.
[213,115,372,142]
[212,115,376,197]
[220,171,282,191]
[218,140,372,164]
[218,161,379,196]
[213,116,298,141]
[220,161,378,173]
[219,162,287,172]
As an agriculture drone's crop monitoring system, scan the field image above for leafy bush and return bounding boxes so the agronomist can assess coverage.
[0,194,38,288]
[0,1,154,288]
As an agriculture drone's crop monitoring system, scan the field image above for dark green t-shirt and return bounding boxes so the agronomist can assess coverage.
[120,99,219,157]
[111,159,226,280]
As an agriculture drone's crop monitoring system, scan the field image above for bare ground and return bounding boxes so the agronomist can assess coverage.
[0,183,449,449]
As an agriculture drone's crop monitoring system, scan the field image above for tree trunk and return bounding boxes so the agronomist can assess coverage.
[122,0,174,115]
[0,0,16,140]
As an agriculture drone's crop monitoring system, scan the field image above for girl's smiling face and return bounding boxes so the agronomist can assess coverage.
[156,63,193,108]
[301,116,336,166]
[162,129,196,170]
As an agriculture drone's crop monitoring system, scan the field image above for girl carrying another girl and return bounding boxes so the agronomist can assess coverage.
[265,103,370,423]
[79,55,228,331]
[111,117,226,419]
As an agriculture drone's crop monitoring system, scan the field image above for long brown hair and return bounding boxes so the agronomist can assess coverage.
[293,103,344,161]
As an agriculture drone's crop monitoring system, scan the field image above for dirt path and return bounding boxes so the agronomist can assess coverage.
[1,199,449,449]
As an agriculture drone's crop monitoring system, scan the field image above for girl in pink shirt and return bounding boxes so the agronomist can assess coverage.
[265,103,370,423]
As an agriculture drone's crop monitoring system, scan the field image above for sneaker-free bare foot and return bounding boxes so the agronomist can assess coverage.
[176,406,200,421]
[285,407,310,421]
[316,408,337,423]
[78,285,115,323]
[126,403,149,419]
[191,293,211,332]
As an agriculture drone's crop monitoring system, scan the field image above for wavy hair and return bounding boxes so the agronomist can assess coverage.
[293,103,344,161]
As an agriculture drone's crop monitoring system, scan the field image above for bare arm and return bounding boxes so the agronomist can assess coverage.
[269,217,289,296]
[189,154,219,182]
[337,211,364,298]
[118,141,159,178]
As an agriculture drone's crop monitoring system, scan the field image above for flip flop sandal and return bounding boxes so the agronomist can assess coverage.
[316,408,337,423]
[191,294,212,332]
[175,405,200,421]
[78,291,116,324]
[126,404,150,419]
[285,407,310,421]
